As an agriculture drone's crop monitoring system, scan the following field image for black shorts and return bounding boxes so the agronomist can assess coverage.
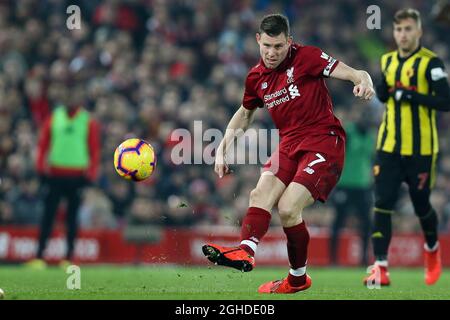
[373,151,437,209]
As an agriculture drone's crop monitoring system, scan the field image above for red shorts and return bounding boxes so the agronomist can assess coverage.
[262,133,345,202]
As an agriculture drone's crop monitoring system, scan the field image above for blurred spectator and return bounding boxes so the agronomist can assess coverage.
[79,187,117,230]
[0,201,14,225]
[164,195,196,226]
[189,178,220,225]
[127,197,164,225]
[105,178,135,223]
[10,176,44,225]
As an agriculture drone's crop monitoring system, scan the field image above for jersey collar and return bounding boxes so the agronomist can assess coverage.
[397,44,422,62]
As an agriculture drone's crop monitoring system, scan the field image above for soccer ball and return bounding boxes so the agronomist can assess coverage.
[114,138,156,181]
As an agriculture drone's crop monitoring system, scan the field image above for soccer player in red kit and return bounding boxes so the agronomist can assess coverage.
[202,14,375,294]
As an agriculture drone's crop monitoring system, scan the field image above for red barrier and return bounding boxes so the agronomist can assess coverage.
[0,226,448,266]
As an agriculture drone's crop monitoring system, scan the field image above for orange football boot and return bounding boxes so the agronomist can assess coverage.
[424,246,442,285]
[258,275,312,294]
[202,243,255,272]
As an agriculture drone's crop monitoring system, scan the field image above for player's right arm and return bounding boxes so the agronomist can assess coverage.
[329,62,375,100]
[215,106,256,178]
[301,46,374,100]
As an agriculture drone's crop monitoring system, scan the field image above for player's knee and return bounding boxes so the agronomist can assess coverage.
[249,187,272,209]
[277,200,302,226]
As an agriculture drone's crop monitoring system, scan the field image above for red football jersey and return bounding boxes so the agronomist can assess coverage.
[242,43,345,152]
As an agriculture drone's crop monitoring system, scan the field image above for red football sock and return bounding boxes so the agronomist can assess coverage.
[239,207,271,256]
[283,221,310,287]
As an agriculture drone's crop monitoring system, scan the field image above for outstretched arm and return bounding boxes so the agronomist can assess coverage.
[329,62,375,100]
[215,106,256,177]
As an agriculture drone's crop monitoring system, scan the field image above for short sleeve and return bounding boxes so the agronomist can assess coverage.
[303,46,339,78]
[242,72,263,110]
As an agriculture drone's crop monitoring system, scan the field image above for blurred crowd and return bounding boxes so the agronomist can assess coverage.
[0,0,450,234]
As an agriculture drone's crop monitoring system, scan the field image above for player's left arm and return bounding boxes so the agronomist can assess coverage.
[329,62,375,100]
[393,57,450,111]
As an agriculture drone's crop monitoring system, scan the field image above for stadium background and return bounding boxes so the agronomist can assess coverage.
[0,0,449,267]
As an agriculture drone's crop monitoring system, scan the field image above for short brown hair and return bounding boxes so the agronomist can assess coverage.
[259,14,290,37]
[393,8,421,28]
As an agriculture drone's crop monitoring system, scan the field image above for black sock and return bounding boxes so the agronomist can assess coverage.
[418,208,438,249]
[372,210,392,261]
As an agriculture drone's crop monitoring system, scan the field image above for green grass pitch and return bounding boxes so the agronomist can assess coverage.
[0,265,449,300]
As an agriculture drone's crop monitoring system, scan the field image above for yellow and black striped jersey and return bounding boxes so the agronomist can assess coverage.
[376,46,448,156]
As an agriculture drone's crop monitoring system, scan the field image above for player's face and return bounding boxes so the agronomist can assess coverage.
[256,32,292,69]
[393,18,422,54]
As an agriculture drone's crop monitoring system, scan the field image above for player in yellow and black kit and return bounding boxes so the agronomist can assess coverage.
[364,8,450,286]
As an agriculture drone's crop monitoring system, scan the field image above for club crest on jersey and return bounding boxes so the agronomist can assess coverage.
[406,68,414,78]
[261,82,268,89]
[286,67,294,84]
